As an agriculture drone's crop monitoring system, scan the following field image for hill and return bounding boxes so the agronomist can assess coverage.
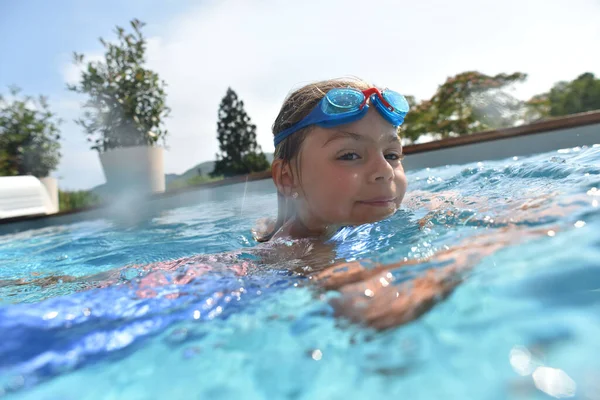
[91,153,274,195]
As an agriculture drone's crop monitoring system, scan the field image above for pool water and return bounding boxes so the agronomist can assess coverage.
[1,145,600,399]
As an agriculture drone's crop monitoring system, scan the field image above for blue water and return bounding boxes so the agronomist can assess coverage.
[1,145,600,399]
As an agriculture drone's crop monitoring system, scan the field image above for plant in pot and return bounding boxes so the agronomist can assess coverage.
[0,86,62,213]
[68,19,170,198]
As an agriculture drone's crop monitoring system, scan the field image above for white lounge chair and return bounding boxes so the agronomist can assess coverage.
[0,176,58,219]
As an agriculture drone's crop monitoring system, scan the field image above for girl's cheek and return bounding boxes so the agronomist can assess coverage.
[327,175,357,196]
[397,175,408,204]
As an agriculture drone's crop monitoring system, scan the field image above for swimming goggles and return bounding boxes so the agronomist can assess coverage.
[274,87,409,147]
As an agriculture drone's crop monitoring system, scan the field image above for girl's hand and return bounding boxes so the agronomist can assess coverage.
[331,267,462,330]
[314,224,557,330]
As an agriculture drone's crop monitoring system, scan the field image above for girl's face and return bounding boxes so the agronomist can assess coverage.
[293,107,408,230]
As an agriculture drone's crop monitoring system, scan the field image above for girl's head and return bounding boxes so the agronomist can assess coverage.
[257,77,408,242]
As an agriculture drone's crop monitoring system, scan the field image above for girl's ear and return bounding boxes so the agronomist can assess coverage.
[271,159,296,197]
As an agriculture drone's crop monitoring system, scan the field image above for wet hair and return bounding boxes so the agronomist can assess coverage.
[253,77,371,242]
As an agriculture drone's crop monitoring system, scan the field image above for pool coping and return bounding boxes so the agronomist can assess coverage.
[0,170,273,227]
[402,110,600,154]
[2,109,600,227]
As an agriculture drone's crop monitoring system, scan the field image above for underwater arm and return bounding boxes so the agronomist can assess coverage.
[313,224,555,330]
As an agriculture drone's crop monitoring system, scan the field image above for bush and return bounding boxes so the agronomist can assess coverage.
[59,190,102,211]
[67,19,170,152]
[0,87,61,177]
[167,174,224,191]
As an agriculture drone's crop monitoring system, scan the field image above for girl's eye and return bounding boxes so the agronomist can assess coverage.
[338,152,361,161]
[385,153,405,161]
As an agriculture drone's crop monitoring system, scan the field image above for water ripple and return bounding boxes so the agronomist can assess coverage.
[1,146,599,398]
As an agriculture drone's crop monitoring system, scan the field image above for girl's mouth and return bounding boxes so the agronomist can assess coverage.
[358,198,397,207]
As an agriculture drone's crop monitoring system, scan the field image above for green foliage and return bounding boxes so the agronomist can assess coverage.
[67,19,170,152]
[0,87,62,177]
[401,71,600,144]
[401,71,527,142]
[400,95,435,143]
[212,88,270,177]
[522,93,550,122]
[167,174,223,191]
[526,72,600,118]
[59,190,102,211]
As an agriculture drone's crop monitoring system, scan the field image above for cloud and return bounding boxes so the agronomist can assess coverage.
[47,95,105,190]
[55,0,600,189]
[54,143,105,191]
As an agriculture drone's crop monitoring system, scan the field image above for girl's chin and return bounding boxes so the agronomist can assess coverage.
[348,207,398,225]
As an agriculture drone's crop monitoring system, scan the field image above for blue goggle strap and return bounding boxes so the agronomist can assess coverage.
[273,92,407,147]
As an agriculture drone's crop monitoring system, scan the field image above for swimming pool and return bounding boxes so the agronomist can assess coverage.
[1,145,599,399]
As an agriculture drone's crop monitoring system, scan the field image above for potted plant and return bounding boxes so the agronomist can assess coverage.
[68,19,170,197]
[0,86,62,213]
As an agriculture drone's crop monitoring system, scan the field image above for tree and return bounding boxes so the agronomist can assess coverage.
[526,72,600,119]
[399,95,436,143]
[0,86,61,177]
[400,71,527,142]
[67,19,170,152]
[211,88,269,177]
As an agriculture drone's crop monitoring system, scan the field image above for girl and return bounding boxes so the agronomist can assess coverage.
[255,78,408,242]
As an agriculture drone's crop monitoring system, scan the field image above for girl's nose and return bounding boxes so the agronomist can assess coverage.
[369,154,394,183]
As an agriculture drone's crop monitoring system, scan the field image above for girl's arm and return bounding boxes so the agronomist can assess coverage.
[312,224,556,330]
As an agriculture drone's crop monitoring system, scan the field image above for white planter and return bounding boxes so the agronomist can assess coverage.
[39,176,59,214]
[99,146,165,197]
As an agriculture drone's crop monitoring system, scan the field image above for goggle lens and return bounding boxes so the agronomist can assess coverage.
[322,88,364,115]
[382,89,410,116]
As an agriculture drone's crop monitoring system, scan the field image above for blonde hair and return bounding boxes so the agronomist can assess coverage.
[253,77,371,242]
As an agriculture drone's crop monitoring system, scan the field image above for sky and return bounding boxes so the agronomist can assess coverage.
[1,0,599,190]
